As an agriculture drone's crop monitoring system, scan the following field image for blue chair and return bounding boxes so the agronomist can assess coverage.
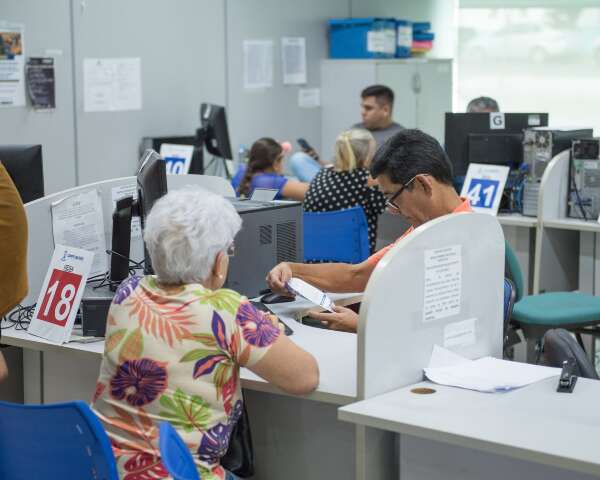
[159,422,200,480]
[0,400,118,480]
[303,206,370,263]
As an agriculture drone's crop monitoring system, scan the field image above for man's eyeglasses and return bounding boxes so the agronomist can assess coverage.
[384,175,420,211]
[226,243,235,257]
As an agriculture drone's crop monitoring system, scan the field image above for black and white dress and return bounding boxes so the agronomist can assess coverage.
[303,167,386,253]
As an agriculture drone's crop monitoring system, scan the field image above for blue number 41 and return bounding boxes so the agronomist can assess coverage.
[467,179,499,208]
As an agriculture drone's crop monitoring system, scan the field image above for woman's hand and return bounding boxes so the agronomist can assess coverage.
[266,314,285,334]
[308,306,358,333]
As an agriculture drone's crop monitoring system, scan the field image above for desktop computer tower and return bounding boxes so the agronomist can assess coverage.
[568,138,600,221]
[227,200,303,298]
[521,127,593,217]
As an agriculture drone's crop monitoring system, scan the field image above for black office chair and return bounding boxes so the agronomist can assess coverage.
[503,278,520,359]
[541,329,599,380]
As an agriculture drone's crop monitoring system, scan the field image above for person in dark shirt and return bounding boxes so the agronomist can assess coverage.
[303,129,385,253]
[291,85,404,182]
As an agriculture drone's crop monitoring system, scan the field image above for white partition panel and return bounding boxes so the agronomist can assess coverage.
[538,149,571,222]
[23,174,237,306]
[23,177,138,305]
[357,213,505,400]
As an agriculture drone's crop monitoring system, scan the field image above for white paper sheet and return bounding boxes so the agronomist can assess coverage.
[298,88,320,108]
[111,183,141,238]
[160,143,193,175]
[84,57,142,112]
[281,37,306,85]
[423,245,462,322]
[243,40,273,89]
[51,189,107,276]
[424,346,561,393]
[0,22,26,107]
[286,278,334,312]
[251,188,278,202]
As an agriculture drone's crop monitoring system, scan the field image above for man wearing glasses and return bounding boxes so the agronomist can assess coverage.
[266,129,471,332]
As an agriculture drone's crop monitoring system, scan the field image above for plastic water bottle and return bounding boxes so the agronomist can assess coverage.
[237,144,248,166]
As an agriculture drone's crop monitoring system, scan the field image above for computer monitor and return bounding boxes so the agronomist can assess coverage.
[109,196,134,290]
[137,149,168,274]
[200,103,233,160]
[108,150,167,284]
[445,113,549,176]
[140,135,204,174]
[0,145,44,203]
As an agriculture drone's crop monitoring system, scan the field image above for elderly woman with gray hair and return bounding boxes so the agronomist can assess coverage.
[91,187,318,480]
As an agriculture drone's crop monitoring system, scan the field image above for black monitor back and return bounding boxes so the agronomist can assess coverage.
[137,149,168,274]
[200,103,233,160]
[0,145,44,203]
[445,113,549,176]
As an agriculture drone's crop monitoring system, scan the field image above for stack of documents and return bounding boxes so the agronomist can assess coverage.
[424,345,561,393]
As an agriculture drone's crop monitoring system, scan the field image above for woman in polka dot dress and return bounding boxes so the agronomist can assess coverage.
[303,129,386,253]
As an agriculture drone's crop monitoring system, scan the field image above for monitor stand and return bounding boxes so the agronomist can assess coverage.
[204,155,231,179]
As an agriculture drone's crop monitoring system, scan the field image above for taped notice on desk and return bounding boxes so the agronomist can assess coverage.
[51,189,107,276]
[423,245,462,322]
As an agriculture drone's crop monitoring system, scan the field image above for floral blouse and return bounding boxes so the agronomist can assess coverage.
[91,275,280,480]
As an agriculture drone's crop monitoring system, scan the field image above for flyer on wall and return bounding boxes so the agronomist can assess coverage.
[0,22,25,107]
[26,57,55,110]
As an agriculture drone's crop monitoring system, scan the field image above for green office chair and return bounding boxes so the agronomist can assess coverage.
[505,242,600,362]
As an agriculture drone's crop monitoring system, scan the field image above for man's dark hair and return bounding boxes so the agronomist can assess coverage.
[361,84,394,108]
[467,96,499,113]
[370,129,453,186]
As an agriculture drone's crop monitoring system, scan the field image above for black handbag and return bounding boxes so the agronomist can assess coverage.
[221,399,254,477]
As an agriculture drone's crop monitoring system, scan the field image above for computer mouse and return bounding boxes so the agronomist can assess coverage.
[260,292,296,304]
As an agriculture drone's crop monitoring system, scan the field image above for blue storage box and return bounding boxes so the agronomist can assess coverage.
[395,19,412,58]
[328,18,396,59]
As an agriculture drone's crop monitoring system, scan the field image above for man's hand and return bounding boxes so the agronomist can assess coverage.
[266,262,294,296]
[309,306,358,333]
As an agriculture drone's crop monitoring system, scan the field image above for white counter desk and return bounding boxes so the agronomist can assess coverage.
[3,174,361,480]
[339,377,600,479]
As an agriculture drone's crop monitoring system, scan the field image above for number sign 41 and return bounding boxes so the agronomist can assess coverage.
[28,245,94,344]
[460,163,510,215]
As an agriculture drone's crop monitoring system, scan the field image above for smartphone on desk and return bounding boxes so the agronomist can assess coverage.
[250,301,294,336]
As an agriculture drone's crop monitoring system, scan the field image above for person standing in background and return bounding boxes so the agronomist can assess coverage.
[290,84,405,182]
[466,96,500,113]
[0,162,28,381]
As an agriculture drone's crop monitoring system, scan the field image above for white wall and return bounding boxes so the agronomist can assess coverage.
[226,0,349,156]
[0,0,455,192]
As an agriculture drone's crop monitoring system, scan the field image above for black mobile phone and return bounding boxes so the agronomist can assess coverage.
[297,138,314,152]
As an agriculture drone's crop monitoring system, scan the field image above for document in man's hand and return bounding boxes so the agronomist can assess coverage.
[286,278,335,312]
[424,345,561,393]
